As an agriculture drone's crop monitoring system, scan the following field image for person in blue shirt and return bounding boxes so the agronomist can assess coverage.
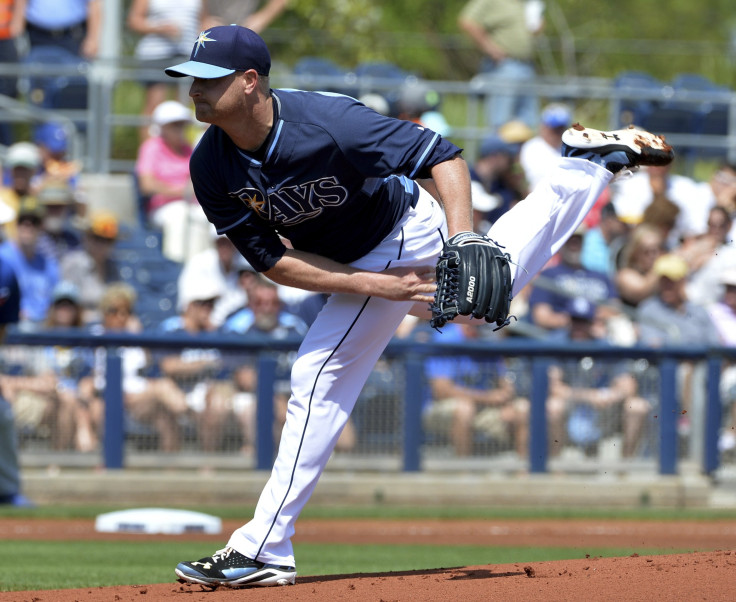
[528,225,620,337]
[164,24,673,588]
[545,297,651,459]
[580,201,629,278]
[423,322,528,457]
[0,196,58,328]
[0,203,34,506]
[24,0,101,59]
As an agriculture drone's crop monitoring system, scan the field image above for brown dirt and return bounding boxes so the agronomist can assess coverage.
[1,518,735,600]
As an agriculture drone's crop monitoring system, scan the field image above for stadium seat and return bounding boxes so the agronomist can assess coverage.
[612,71,665,127]
[22,45,89,119]
[354,61,411,81]
[292,56,356,95]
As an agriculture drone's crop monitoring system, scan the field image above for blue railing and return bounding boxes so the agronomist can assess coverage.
[6,329,734,475]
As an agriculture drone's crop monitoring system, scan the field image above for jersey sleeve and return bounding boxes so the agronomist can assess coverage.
[327,97,461,181]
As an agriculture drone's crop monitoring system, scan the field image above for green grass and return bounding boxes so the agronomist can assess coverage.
[0,504,725,591]
[3,503,736,521]
[0,540,671,592]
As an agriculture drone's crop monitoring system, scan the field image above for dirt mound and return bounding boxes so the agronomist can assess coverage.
[2,551,734,601]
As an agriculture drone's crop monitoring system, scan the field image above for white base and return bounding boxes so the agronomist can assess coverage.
[94,507,222,535]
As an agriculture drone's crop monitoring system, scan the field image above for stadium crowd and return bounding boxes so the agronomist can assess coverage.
[0,0,735,482]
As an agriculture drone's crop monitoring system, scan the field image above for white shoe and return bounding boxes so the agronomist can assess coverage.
[562,124,674,173]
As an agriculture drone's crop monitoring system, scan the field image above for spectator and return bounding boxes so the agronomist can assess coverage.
[705,162,736,242]
[135,99,210,262]
[710,269,736,454]
[79,283,188,452]
[637,254,720,441]
[127,0,206,138]
[0,281,88,452]
[0,202,33,506]
[459,0,540,131]
[24,0,101,59]
[614,223,665,310]
[0,141,41,240]
[637,254,719,347]
[221,280,351,453]
[33,122,80,190]
[395,80,451,135]
[580,202,629,278]
[0,196,58,328]
[544,296,651,458]
[471,133,524,227]
[639,192,680,249]
[178,232,252,327]
[0,0,25,145]
[519,102,572,191]
[202,0,289,33]
[60,211,120,324]
[611,164,711,248]
[528,225,619,337]
[35,181,82,262]
[223,277,308,339]
[686,206,736,307]
[423,322,528,457]
[158,272,231,452]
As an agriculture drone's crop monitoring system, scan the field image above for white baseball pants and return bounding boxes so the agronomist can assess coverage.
[227,158,613,566]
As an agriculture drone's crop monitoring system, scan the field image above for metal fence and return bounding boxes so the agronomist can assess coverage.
[3,58,736,174]
[4,329,734,477]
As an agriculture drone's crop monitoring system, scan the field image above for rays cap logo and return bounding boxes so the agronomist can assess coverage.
[165,25,271,79]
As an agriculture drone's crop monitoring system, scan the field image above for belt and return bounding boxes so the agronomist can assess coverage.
[27,21,86,40]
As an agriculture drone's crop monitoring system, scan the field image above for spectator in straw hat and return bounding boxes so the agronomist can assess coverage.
[59,211,121,324]
[36,181,82,261]
[637,254,718,347]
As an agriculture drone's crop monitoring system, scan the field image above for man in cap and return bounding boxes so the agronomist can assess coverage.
[59,211,120,324]
[36,181,82,261]
[0,196,58,327]
[637,254,718,347]
[471,133,524,225]
[543,296,651,458]
[34,122,80,189]
[528,223,619,336]
[519,102,573,191]
[163,24,672,588]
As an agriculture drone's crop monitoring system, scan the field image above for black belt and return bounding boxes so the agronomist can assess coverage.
[27,21,86,40]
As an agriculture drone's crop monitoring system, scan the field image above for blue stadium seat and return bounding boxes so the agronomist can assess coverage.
[292,56,355,95]
[354,61,411,81]
[136,292,177,330]
[23,45,89,120]
[612,71,665,127]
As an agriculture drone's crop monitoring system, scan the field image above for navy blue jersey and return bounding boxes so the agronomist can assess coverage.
[189,89,461,272]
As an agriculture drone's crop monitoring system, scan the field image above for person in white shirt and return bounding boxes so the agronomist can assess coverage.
[519,103,572,191]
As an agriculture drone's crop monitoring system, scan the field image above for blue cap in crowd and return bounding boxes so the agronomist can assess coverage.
[165,25,271,79]
[479,134,519,158]
[567,297,596,321]
[541,103,573,129]
[34,122,68,153]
